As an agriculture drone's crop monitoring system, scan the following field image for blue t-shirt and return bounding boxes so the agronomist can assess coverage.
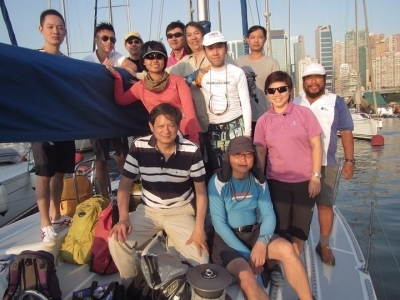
[208,173,276,260]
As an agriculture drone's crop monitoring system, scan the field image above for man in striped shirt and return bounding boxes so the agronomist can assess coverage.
[108,103,209,288]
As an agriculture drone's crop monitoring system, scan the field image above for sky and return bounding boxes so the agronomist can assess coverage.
[1,0,399,59]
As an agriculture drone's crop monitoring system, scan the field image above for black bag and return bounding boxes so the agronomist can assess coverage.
[3,250,61,300]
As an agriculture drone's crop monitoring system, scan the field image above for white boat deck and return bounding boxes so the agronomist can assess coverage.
[0,206,376,300]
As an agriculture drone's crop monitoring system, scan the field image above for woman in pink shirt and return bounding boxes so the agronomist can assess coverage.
[106,41,200,143]
[254,71,323,257]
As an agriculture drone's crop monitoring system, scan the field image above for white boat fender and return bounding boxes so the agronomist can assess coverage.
[0,185,9,216]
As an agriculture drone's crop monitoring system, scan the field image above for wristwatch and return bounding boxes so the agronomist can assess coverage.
[344,158,356,164]
[312,172,322,178]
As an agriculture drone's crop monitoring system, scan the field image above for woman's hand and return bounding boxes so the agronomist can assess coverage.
[308,176,321,198]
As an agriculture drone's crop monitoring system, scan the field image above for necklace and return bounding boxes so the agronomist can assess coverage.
[208,65,229,116]
[229,175,251,202]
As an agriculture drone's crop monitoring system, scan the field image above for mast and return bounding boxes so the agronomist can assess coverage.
[188,0,194,22]
[264,0,272,56]
[362,0,378,115]
[218,0,222,32]
[239,0,249,55]
[197,0,211,33]
[108,0,113,24]
[354,0,361,112]
[287,0,291,75]
[93,0,98,52]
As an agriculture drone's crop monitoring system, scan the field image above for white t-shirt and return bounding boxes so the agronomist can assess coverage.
[83,51,126,67]
[201,63,252,136]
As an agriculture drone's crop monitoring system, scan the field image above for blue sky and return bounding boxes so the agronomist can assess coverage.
[1,0,399,59]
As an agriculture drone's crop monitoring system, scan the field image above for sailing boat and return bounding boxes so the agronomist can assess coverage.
[349,0,381,140]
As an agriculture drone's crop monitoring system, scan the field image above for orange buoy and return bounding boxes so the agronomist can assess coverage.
[371,134,384,146]
[75,152,84,164]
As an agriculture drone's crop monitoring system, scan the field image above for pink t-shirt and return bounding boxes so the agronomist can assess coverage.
[254,101,322,183]
[113,72,200,143]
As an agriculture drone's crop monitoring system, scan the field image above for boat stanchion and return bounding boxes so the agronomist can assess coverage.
[359,202,375,274]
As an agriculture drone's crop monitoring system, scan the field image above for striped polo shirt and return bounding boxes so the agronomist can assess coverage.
[122,134,206,208]
[293,91,354,166]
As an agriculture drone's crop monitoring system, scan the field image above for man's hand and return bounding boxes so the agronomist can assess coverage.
[341,162,354,180]
[185,227,209,257]
[109,219,132,243]
[249,241,267,274]
[308,176,321,198]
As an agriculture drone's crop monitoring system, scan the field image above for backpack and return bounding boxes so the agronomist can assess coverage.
[60,175,93,217]
[60,195,110,265]
[89,200,119,275]
[3,250,61,300]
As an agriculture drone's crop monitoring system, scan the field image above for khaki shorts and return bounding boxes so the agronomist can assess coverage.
[314,165,338,206]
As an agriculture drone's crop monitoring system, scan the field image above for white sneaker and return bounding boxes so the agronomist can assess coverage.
[51,215,72,227]
[41,226,57,242]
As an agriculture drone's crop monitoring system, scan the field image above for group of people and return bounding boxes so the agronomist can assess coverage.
[32,8,356,300]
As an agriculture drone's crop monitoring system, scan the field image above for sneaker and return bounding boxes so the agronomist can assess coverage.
[41,226,57,242]
[269,264,285,286]
[316,243,336,266]
[51,215,72,227]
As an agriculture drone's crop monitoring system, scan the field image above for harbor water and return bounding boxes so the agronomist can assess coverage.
[335,118,400,299]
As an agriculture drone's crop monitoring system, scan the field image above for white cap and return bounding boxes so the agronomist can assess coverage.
[203,31,227,46]
[302,63,326,77]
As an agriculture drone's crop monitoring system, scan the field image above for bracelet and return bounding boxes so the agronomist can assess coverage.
[344,158,356,164]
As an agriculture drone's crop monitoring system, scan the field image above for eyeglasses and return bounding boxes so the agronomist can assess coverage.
[98,35,116,44]
[231,152,254,159]
[266,86,289,94]
[144,53,165,60]
[167,32,184,39]
[126,39,141,45]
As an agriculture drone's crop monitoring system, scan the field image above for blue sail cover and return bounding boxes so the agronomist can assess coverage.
[0,42,151,143]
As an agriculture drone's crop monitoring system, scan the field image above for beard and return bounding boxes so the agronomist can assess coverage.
[304,85,325,99]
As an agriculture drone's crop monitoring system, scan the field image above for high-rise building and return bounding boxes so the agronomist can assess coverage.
[297,56,318,94]
[268,29,288,72]
[292,35,305,96]
[386,34,400,52]
[345,29,357,70]
[227,40,244,61]
[333,41,345,94]
[315,25,334,91]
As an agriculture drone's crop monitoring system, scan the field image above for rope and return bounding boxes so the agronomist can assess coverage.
[255,0,261,25]
[157,0,165,41]
[246,0,255,26]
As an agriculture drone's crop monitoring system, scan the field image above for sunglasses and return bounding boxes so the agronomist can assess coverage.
[126,39,141,45]
[144,53,165,60]
[99,35,116,44]
[166,32,184,39]
[266,86,289,94]
[231,152,254,159]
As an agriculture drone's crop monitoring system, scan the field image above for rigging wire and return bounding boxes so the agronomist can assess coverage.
[246,0,255,26]
[149,0,154,40]
[157,0,165,41]
[255,0,261,25]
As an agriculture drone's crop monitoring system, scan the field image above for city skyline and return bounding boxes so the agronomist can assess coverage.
[1,0,399,59]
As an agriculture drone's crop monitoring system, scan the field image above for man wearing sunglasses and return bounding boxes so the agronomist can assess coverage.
[165,21,186,67]
[124,30,143,73]
[83,22,137,200]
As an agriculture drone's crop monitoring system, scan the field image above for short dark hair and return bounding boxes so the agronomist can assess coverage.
[247,25,266,38]
[40,9,65,27]
[166,20,185,35]
[184,21,206,54]
[94,22,115,38]
[140,41,168,71]
[149,103,182,127]
[264,71,293,92]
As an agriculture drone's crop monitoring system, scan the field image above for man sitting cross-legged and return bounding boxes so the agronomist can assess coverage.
[208,136,314,300]
[108,103,209,289]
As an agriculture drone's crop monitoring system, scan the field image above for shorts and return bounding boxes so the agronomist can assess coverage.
[211,224,260,267]
[91,137,129,161]
[207,116,245,170]
[267,179,315,241]
[32,141,75,177]
[314,166,338,206]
